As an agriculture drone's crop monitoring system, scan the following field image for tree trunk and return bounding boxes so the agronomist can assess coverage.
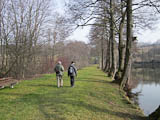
[104,37,110,72]
[120,0,133,89]
[0,0,3,73]
[108,0,116,78]
[114,1,126,84]
[101,36,104,70]
[101,48,104,70]
[118,2,126,72]
[53,32,57,65]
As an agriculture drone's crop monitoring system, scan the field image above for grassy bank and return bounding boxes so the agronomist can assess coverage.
[0,65,144,120]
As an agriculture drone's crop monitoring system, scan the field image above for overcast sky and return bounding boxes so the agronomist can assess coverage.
[54,0,160,44]
[69,23,160,44]
[136,25,160,43]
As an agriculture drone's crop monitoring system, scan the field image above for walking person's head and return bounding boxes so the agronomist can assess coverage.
[71,61,75,65]
[58,61,62,65]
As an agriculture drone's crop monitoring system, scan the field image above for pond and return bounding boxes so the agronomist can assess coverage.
[131,68,160,116]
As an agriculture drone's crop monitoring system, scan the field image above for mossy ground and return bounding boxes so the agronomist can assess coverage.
[0,65,145,120]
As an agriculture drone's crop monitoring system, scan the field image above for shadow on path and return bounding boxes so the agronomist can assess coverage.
[77,79,112,84]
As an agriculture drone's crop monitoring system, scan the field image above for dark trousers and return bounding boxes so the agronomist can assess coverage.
[70,76,75,87]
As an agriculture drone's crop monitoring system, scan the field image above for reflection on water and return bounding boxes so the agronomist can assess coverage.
[131,68,160,116]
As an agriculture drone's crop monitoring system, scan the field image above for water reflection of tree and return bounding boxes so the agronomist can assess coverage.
[131,44,160,89]
[130,44,160,111]
[131,68,160,86]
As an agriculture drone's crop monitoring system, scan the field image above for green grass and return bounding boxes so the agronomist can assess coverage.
[0,65,144,120]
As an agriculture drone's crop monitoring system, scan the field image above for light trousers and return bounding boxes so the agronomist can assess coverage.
[56,75,63,87]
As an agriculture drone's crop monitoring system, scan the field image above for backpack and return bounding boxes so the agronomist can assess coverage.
[55,65,61,74]
[56,70,60,74]
[69,66,74,74]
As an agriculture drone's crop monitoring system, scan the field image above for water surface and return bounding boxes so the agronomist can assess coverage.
[131,68,160,116]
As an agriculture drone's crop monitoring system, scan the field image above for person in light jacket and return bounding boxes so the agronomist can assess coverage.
[54,61,64,88]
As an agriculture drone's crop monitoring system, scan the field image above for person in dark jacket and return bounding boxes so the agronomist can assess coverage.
[68,61,77,87]
[54,61,64,88]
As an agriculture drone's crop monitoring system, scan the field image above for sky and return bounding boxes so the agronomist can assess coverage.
[54,0,160,44]
[54,0,90,43]
[69,20,160,44]
[68,26,90,43]
[136,25,160,44]
[69,22,160,44]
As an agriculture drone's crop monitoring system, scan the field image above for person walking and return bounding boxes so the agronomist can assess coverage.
[54,61,64,88]
[68,61,77,87]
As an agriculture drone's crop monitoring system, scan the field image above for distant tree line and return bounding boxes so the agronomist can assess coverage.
[133,43,160,68]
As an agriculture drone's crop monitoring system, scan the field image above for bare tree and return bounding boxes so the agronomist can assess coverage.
[0,0,51,78]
